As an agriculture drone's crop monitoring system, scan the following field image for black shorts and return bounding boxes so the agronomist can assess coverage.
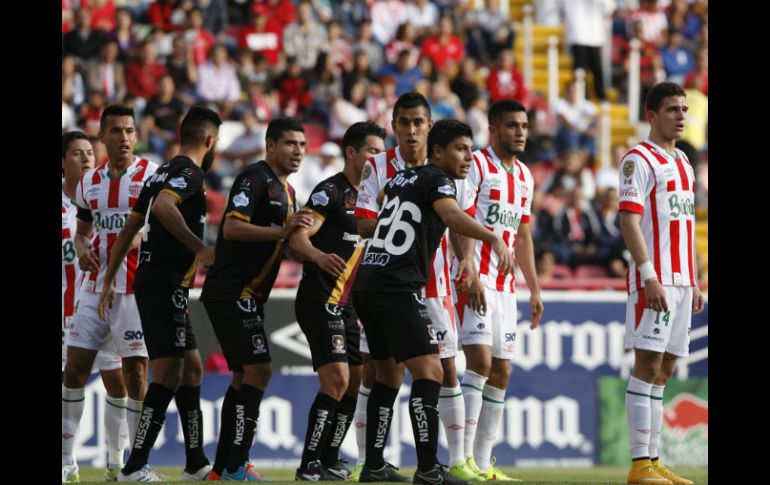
[295,301,362,370]
[203,297,270,371]
[352,290,438,363]
[134,285,197,360]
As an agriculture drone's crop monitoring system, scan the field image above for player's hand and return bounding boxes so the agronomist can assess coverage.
[644,279,668,313]
[455,258,476,291]
[98,284,116,321]
[467,275,487,316]
[197,246,215,270]
[283,209,315,237]
[692,285,705,314]
[313,252,348,278]
[492,237,513,276]
[78,248,99,273]
[529,291,544,329]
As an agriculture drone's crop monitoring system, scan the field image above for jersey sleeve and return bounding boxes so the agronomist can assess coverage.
[74,176,93,222]
[160,165,204,204]
[428,173,458,208]
[224,173,263,222]
[618,152,652,215]
[355,158,380,219]
[456,154,482,215]
[304,180,339,220]
[521,164,534,223]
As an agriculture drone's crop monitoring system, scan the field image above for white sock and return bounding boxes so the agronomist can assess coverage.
[438,385,465,465]
[460,370,488,462]
[354,385,370,465]
[649,384,665,460]
[105,396,128,466]
[62,385,85,466]
[626,376,653,459]
[474,384,505,471]
[126,397,144,449]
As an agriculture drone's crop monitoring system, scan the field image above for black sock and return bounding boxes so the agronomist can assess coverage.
[123,383,175,474]
[365,381,399,470]
[300,392,338,469]
[213,386,238,475]
[321,394,357,467]
[226,384,264,473]
[175,385,210,471]
[409,379,441,472]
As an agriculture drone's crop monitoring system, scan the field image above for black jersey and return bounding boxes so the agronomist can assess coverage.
[132,156,206,288]
[200,161,296,303]
[354,164,457,293]
[296,172,364,306]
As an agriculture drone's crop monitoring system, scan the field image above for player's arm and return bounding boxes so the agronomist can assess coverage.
[288,212,347,278]
[74,217,98,272]
[223,208,314,242]
[620,211,667,312]
[97,211,144,320]
[153,191,213,267]
[355,159,379,239]
[514,222,543,328]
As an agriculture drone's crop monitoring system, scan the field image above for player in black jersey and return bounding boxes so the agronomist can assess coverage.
[352,120,513,485]
[199,117,315,481]
[98,106,222,482]
[288,122,386,481]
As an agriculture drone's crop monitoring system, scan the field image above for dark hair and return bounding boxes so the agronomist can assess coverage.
[62,131,90,158]
[179,105,223,146]
[266,117,305,142]
[488,98,526,125]
[646,82,686,112]
[392,91,431,121]
[100,104,135,131]
[427,119,473,159]
[342,121,386,155]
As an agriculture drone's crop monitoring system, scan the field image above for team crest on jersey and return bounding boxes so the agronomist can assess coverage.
[623,161,635,178]
[237,298,258,313]
[169,177,188,189]
[129,183,143,198]
[252,335,267,354]
[325,303,343,316]
[175,327,186,347]
[331,335,345,354]
[233,192,250,207]
[361,164,372,180]
[311,191,330,207]
[171,289,188,309]
[437,184,456,196]
[267,182,282,200]
[344,190,357,209]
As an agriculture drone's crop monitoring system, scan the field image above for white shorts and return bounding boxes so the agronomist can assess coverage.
[62,315,123,372]
[456,285,518,359]
[625,286,692,357]
[359,319,369,354]
[425,295,458,359]
[67,292,148,358]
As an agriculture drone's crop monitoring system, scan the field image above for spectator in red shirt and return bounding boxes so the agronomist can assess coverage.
[88,0,117,32]
[256,0,296,31]
[125,40,167,101]
[273,57,313,118]
[683,47,707,96]
[238,6,284,66]
[184,7,216,66]
[148,0,178,33]
[420,14,464,73]
[485,49,529,107]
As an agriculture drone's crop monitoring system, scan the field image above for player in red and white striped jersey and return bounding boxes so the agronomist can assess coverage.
[450,99,543,480]
[62,107,158,480]
[619,83,704,485]
[61,131,128,483]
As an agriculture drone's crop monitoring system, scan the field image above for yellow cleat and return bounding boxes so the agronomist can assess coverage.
[627,459,673,484]
[465,456,486,479]
[482,457,522,482]
[450,461,486,482]
[652,461,694,485]
[347,462,363,482]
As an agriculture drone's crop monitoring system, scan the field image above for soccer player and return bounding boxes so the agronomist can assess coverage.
[289,122,386,481]
[353,119,513,485]
[618,82,704,485]
[450,99,543,481]
[98,106,223,482]
[63,106,159,480]
[61,131,128,483]
[199,117,315,481]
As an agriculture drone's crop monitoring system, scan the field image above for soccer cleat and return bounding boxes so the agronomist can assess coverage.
[652,461,694,485]
[359,462,410,482]
[413,463,471,485]
[105,463,123,481]
[222,462,271,481]
[449,461,485,482]
[183,462,214,480]
[208,470,222,481]
[482,457,522,482]
[464,457,485,478]
[118,464,165,482]
[326,460,353,480]
[627,459,673,484]
[348,463,363,482]
[62,463,80,482]
[295,460,342,481]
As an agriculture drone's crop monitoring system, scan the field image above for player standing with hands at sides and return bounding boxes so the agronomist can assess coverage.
[618,82,704,485]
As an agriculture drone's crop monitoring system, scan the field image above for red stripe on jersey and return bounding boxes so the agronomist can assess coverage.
[132,159,149,181]
[441,237,451,295]
[441,294,456,332]
[634,288,646,329]
[640,142,668,164]
[64,264,76,317]
[108,177,121,208]
[107,233,118,278]
[490,188,500,201]
[426,252,438,297]
[62,228,71,239]
[91,165,103,185]
[635,268,641,292]
[354,207,378,219]
[368,156,378,175]
[522,215,531,224]
[455,289,468,327]
[673,156,690,191]
[90,236,100,282]
[386,148,398,179]
[625,268,630,294]
[686,219,695,286]
[479,240,492,276]
[670,220,681,274]
[666,180,676,192]
[61,204,67,213]
[338,251,364,306]
[481,149,498,173]
[619,201,644,214]
[472,154,483,182]
[465,206,476,217]
[89,198,99,210]
[649,181,662,280]
[496,231,511,291]
[515,160,526,181]
[126,248,137,294]
[506,173,515,204]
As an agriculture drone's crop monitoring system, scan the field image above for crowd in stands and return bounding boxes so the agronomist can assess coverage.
[62,0,708,284]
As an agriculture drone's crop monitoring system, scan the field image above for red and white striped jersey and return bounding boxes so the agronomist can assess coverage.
[619,139,696,293]
[75,156,159,294]
[354,146,451,297]
[62,190,82,326]
[453,147,534,293]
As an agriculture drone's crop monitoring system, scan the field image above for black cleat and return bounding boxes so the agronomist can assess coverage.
[325,460,352,480]
[413,464,472,485]
[359,462,411,482]
[295,460,343,481]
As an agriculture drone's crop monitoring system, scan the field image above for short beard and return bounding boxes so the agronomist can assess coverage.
[201,149,215,172]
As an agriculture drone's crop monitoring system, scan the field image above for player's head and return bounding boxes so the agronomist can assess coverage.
[392,92,432,154]
[179,105,223,172]
[428,119,474,180]
[646,82,687,142]
[62,131,95,180]
[265,117,306,176]
[342,121,386,179]
[99,104,136,164]
[488,98,528,157]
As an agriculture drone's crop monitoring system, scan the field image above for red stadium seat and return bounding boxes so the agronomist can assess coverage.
[574,264,610,278]
[553,264,574,279]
